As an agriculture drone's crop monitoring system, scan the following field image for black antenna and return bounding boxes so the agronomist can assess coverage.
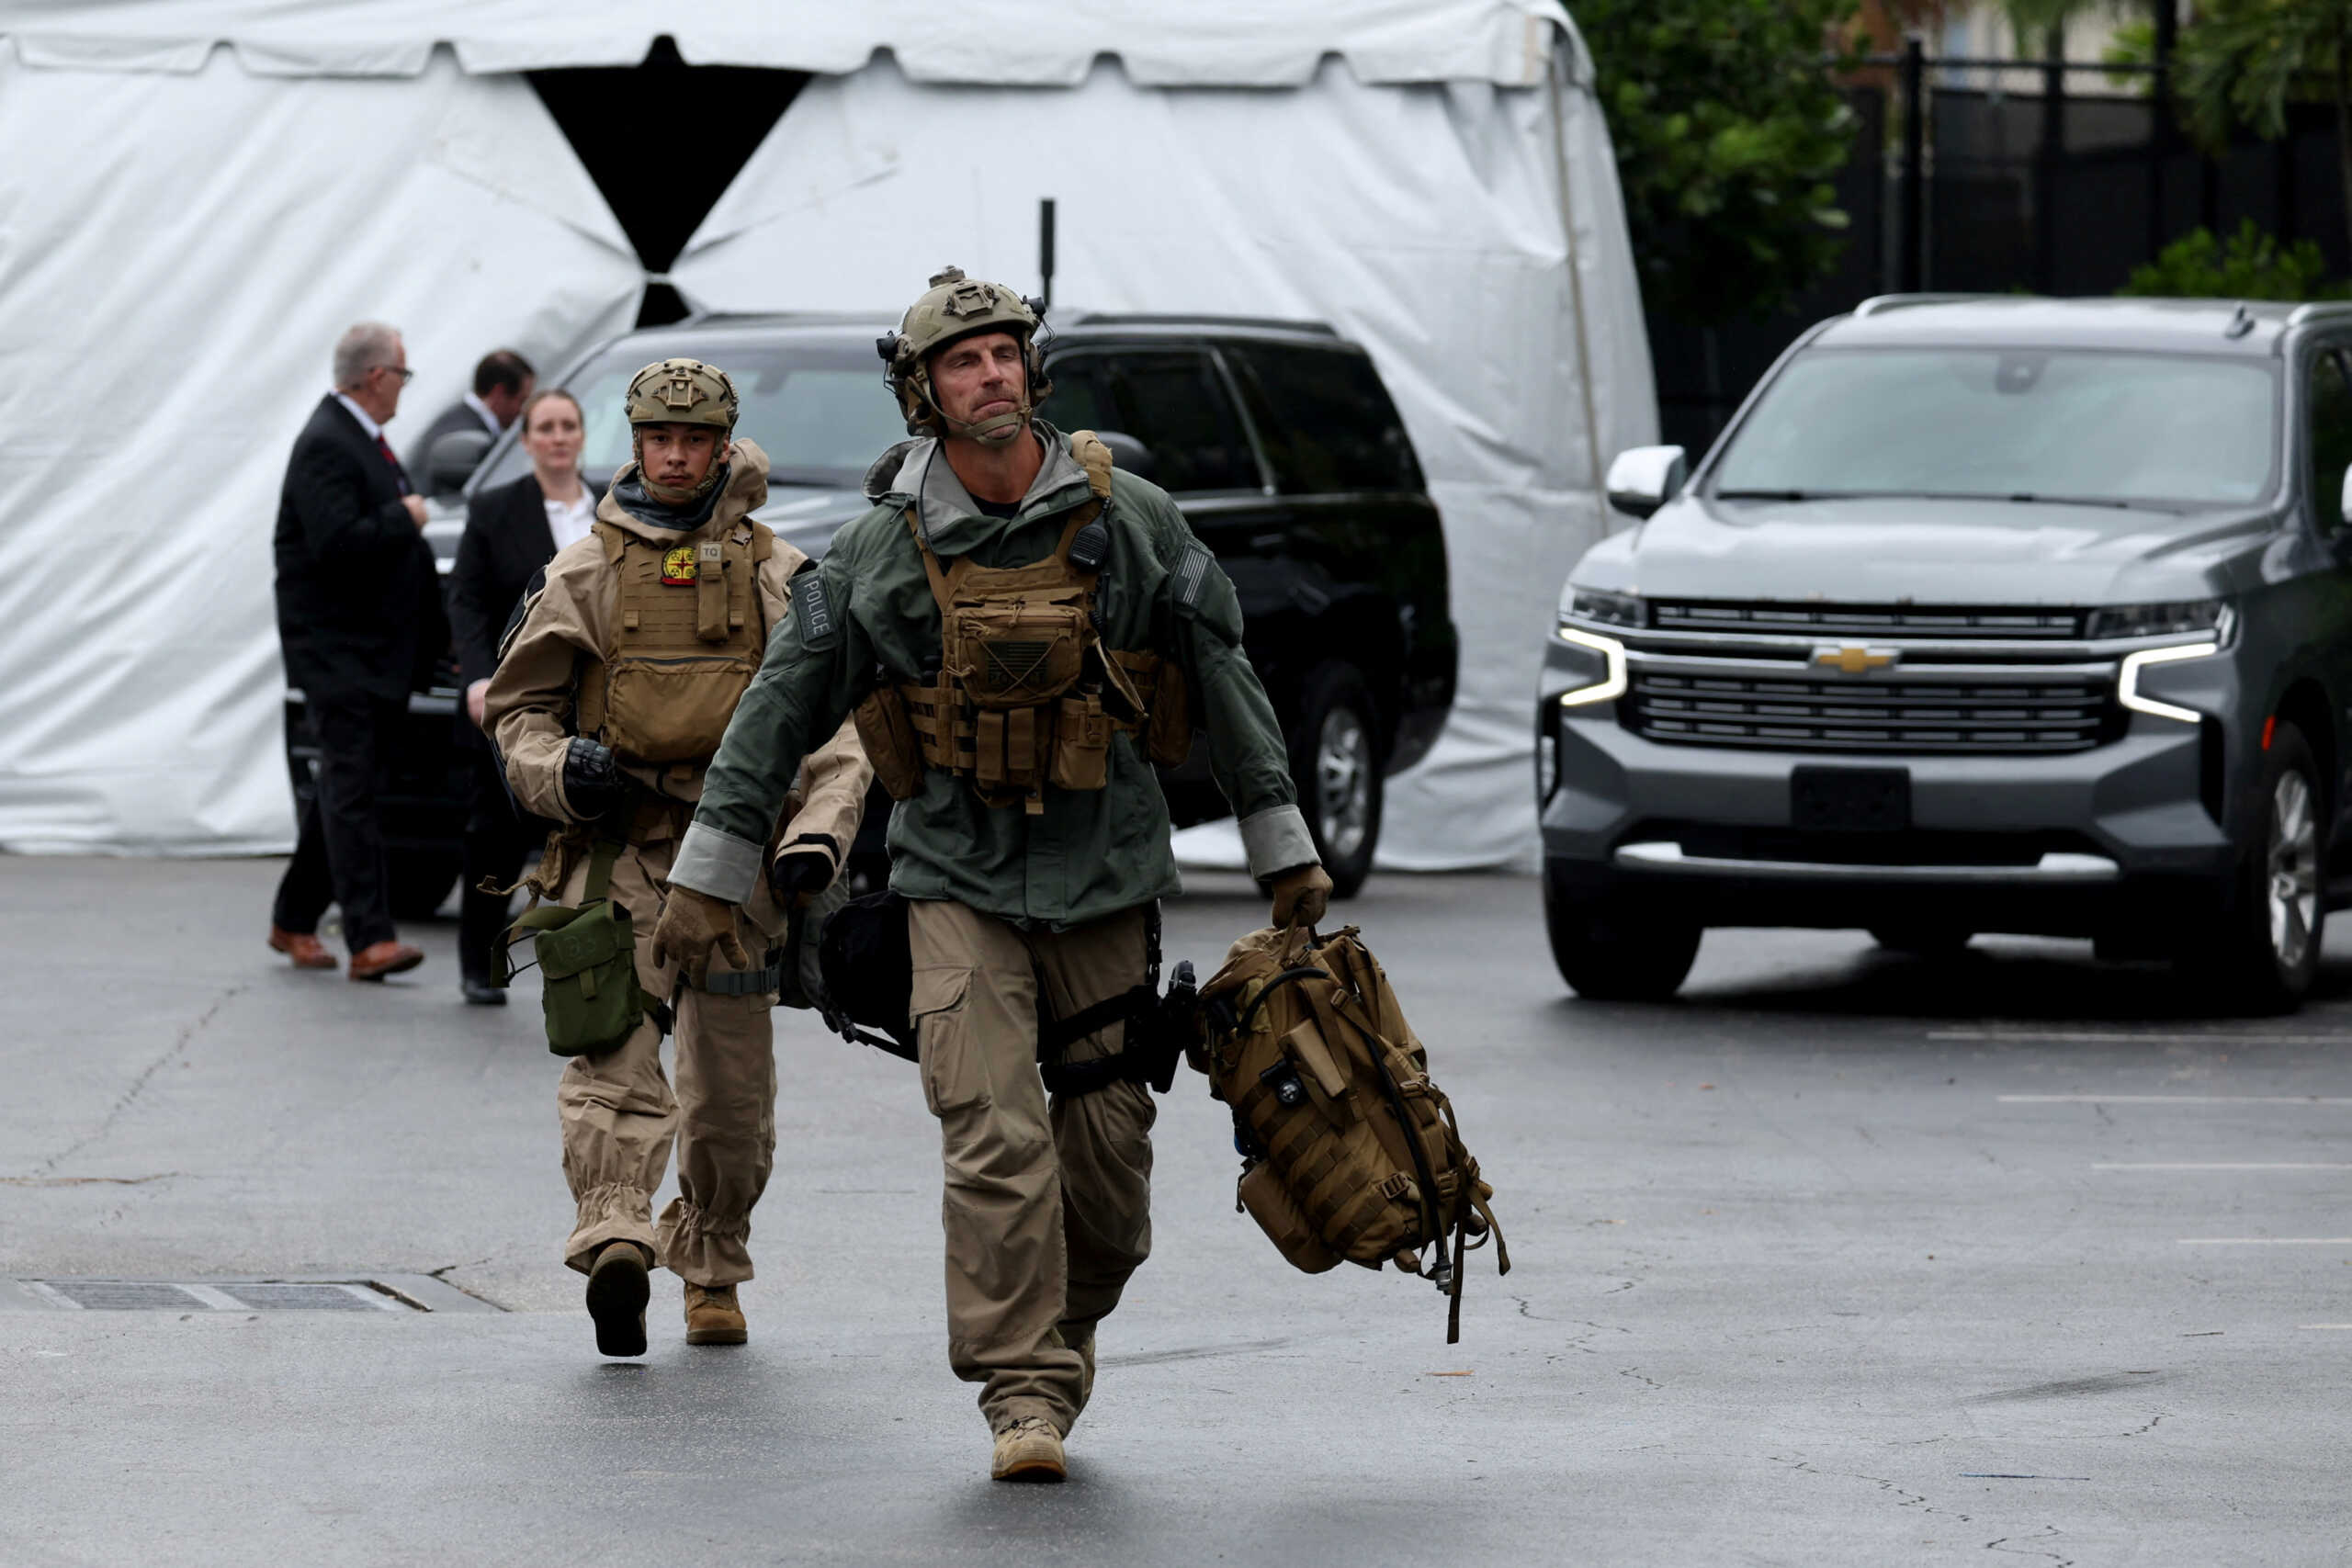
[1038,197,1057,313]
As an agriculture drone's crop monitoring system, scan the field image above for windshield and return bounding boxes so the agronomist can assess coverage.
[1711,347,2278,508]
[475,332,908,493]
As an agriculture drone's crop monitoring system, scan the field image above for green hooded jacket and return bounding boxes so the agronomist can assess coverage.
[668,422,1317,929]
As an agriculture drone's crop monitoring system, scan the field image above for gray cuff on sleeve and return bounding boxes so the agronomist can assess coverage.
[667,820,765,905]
[1238,804,1318,883]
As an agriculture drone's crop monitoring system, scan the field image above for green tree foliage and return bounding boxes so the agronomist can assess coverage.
[1579,0,1859,325]
[2176,0,2352,259]
[2118,219,2352,299]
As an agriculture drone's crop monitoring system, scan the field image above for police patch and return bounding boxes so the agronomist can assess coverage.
[661,547,696,585]
[794,569,839,648]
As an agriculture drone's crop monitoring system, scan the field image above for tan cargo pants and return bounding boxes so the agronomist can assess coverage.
[907,898,1158,1437]
[554,834,785,1288]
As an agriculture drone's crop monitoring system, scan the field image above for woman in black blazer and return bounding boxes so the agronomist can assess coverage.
[447,389,597,1001]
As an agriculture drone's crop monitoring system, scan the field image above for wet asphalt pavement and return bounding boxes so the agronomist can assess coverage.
[6,854,2351,1565]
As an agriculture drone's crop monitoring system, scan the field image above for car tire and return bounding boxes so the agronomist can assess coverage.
[1869,923,1973,957]
[389,852,462,922]
[2184,720,2324,1014]
[1543,868,1702,1001]
[1289,661,1384,900]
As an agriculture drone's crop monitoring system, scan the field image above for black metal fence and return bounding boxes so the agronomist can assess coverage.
[1648,44,2352,453]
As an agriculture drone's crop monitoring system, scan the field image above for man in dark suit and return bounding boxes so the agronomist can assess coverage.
[267,321,447,981]
[409,349,535,494]
[447,388,594,1001]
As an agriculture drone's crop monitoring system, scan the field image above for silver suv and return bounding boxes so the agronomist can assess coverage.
[1539,296,2352,1012]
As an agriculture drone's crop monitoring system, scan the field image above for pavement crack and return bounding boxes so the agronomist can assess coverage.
[1984,1526,2072,1564]
[1768,1454,1973,1526]
[2122,1412,2164,1438]
[35,984,243,1175]
[1617,1366,1662,1390]
[0,1173,180,1188]
[1509,1293,1558,1322]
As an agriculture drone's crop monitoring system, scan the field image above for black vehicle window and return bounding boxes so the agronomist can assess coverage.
[1041,354,1117,436]
[1225,342,1421,495]
[1103,352,1259,493]
[2309,350,2352,536]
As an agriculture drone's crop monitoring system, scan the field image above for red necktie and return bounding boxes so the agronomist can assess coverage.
[376,434,411,496]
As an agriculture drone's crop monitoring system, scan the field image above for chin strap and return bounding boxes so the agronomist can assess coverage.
[936,401,1031,447]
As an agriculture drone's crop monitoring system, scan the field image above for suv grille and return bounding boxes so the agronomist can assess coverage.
[1650,601,2081,639]
[1625,671,2114,754]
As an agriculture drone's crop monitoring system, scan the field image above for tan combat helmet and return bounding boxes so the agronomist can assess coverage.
[876,266,1053,444]
[624,356,738,501]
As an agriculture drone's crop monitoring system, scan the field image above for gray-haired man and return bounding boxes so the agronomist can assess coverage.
[267,321,447,981]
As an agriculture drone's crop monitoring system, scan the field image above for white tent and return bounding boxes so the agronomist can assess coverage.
[0,2,1651,869]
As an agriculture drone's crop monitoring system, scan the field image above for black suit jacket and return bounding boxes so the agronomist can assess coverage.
[450,473,578,692]
[272,394,447,701]
[408,398,499,482]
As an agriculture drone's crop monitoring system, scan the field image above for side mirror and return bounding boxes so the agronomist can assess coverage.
[1091,429,1156,482]
[426,429,493,499]
[1604,445,1688,521]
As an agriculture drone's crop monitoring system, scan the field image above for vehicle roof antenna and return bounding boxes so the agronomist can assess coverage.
[2225,300,2256,339]
[1038,197,1056,315]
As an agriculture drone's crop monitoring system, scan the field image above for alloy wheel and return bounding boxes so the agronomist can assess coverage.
[1316,706,1374,863]
[2267,769,2320,971]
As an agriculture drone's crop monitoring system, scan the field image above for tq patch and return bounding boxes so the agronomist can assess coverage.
[661,547,696,586]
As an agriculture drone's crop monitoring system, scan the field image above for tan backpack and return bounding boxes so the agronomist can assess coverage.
[1194,923,1507,1341]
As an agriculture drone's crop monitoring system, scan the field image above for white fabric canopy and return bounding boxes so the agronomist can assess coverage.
[0,48,642,852]
[0,1,1651,869]
[5,1,1572,85]
[672,51,1653,869]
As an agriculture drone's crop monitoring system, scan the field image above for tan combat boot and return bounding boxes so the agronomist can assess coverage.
[990,1416,1067,1483]
[684,1282,747,1346]
[584,1242,650,1359]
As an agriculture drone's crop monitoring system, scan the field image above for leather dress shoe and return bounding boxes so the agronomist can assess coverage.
[461,977,506,1006]
[266,926,337,970]
[348,942,425,982]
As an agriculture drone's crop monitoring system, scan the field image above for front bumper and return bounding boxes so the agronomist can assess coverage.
[1535,635,2241,937]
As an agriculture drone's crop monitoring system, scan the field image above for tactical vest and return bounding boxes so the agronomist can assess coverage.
[854,433,1192,814]
[575,517,775,768]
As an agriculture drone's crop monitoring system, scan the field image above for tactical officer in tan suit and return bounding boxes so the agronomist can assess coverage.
[487,359,871,1358]
[652,275,1331,1479]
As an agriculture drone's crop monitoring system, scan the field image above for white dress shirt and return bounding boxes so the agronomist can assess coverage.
[543,487,595,554]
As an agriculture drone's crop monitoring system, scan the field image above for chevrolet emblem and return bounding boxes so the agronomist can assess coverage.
[1815,644,1898,675]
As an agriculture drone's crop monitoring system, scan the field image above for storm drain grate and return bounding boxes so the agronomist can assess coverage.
[44,1280,210,1312]
[6,1276,498,1314]
[217,1283,399,1313]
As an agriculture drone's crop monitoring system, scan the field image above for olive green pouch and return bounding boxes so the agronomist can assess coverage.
[498,839,644,1057]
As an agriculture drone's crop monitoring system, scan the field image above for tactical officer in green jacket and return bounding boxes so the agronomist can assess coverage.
[653,268,1330,1483]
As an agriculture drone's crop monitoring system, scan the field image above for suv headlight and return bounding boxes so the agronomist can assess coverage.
[1566,588,1645,628]
[2086,599,2231,642]
[1554,626,1628,706]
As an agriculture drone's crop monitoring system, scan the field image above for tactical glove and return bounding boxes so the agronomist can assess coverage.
[561,737,628,821]
[1267,863,1334,929]
[650,886,751,988]
[768,833,842,900]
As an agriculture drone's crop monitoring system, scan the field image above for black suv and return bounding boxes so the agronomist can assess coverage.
[1539,296,2352,1012]
[288,313,1456,912]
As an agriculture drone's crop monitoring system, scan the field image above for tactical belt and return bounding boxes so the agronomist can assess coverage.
[699,956,784,997]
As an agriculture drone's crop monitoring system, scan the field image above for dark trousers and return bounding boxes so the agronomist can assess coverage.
[459,746,539,983]
[273,690,404,953]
